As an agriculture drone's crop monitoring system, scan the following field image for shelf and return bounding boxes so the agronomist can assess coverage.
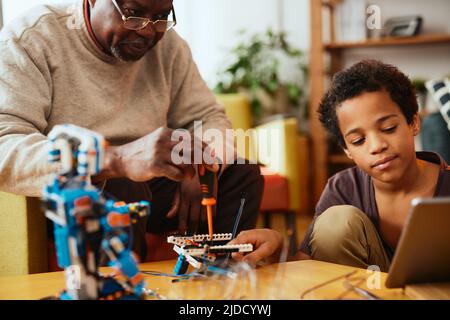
[324,34,450,50]
[329,154,354,165]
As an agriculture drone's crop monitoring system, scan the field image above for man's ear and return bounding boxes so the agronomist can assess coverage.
[343,147,353,160]
[412,113,421,136]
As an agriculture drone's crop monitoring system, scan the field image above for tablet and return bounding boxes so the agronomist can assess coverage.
[385,197,450,288]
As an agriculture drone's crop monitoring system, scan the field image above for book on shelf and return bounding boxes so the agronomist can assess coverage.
[335,0,367,43]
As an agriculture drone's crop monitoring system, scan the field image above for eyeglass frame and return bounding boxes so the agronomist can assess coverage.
[111,0,177,32]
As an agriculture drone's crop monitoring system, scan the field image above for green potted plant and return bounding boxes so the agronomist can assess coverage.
[214,28,308,124]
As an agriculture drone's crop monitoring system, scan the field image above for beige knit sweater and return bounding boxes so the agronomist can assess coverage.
[0,1,232,197]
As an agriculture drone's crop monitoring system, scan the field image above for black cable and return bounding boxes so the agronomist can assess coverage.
[231,193,246,238]
[223,193,246,264]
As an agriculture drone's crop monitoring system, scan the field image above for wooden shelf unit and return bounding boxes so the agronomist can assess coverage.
[308,0,450,204]
[325,34,450,50]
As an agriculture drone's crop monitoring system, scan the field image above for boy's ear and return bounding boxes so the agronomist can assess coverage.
[343,148,353,160]
[412,113,421,136]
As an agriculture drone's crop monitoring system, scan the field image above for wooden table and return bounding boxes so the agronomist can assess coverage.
[0,260,409,300]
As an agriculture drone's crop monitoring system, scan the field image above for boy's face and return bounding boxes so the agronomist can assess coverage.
[337,90,420,185]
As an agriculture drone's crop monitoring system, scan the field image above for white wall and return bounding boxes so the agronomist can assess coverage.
[1,0,310,89]
[173,0,310,87]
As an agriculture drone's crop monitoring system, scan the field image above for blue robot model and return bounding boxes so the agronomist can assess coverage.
[42,124,149,300]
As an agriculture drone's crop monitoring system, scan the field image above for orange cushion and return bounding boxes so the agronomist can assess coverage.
[260,172,290,211]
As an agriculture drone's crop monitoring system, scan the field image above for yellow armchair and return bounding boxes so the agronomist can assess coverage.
[217,93,311,254]
[217,93,308,213]
[252,117,302,212]
[0,192,48,276]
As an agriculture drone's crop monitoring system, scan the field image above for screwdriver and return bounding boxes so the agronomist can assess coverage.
[198,164,216,241]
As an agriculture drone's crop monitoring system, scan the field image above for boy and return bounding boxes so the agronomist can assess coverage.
[230,60,450,272]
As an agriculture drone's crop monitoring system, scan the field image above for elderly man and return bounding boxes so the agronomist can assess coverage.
[0,0,263,260]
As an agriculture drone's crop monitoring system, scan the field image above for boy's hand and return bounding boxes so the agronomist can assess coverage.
[228,229,283,267]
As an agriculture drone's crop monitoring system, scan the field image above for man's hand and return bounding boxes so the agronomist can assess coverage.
[96,126,220,183]
[94,126,220,232]
[95,127,199,182]
[228,229,284,267]
[166,164,218,233]
[119,127,198,182]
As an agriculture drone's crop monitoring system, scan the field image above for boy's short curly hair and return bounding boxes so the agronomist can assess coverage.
[318,59,418,147]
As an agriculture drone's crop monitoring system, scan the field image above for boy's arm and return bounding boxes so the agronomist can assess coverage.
[230,170,360,266]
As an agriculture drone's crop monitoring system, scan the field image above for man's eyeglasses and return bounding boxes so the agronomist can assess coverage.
[111,0,177,32]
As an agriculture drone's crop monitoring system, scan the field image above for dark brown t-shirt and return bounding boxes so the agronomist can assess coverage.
[300,151,450,259]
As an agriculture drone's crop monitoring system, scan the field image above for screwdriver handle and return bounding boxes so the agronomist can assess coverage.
[198,165,215,200]
[198,165,216,239]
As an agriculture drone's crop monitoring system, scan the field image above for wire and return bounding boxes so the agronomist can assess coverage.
[223,194,246,264]
[141,270,208,281]
[342,277,383,300]
[300,270,383,300]
[231,194,246,238]
[299,270,358,300]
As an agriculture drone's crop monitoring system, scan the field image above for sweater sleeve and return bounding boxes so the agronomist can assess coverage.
[166,35,235,170]
[0,37,58,197]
